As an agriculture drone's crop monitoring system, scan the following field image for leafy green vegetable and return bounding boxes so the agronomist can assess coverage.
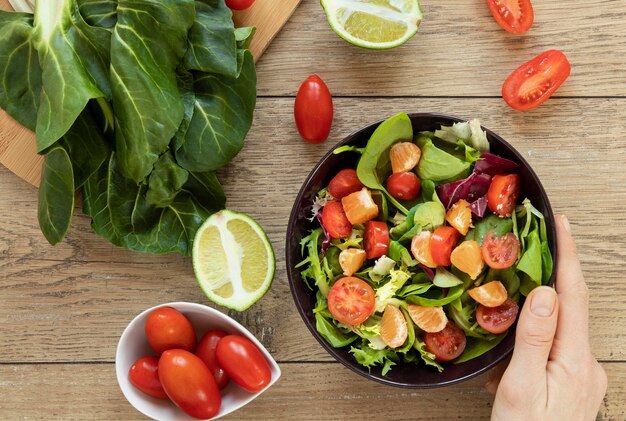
[388,241,416,267]
[77,0,117,28]
[433,119,489,153]
[374,268,411,312]
[433,267,463,288]
[517,227,542,287]
[466,214,513,244]
[350,342,399,376]
[414,336,443,372]
[315,312,358,348]
[146,151,190,208]
[413,201,445,230]
[406,285,464,306]
[396,282,434,297]
[415,136,470,182]
[297,229,330,296]
[454,333,507,364]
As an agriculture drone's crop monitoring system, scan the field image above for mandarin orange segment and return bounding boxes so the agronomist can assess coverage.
[341,188,379,225]
[445,199,472,235]
[451,240,484,280]
[389,142,421,173]
[410,230,437,268]
[407,304,448,333]
[468,280,508,307]
[339,248,367,276]
[380,305,408,349]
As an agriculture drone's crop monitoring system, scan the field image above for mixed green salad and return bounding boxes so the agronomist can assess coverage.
[298,113,552,374]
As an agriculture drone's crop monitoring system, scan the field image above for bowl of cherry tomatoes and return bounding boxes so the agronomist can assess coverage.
[115,302,281,420]
[286,112,556,388]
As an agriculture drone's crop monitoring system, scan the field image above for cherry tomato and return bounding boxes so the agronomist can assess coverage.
[430,226,460,267]
[128,356,168,400]
[482,231,520,269]
[476,297,519,334]
[328,169,364,199]
[327,276,375,326]
[294,74,333,143]
[423,321,467,362]
[145,307,196,354]
[386,172,421,201]
[364,220,390,260]
[502,50,571,111]
[158,350,221,419]
[216,335,272,393]
[486,0,534,34]
[321,201,352,239]
[225,0,255,11]
[487,174,520,217]
[195,330,230,390]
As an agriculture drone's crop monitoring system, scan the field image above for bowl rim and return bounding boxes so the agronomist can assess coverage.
[286,112,557,388]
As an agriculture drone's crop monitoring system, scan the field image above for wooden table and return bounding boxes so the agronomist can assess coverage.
[1,1,625,419]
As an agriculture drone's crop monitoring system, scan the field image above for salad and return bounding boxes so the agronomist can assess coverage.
[297,113,553,375]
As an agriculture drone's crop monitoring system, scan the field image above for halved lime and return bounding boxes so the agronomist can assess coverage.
[192,210,275,311]
[321,0,423,50]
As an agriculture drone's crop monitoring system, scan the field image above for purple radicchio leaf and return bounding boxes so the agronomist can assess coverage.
[316,212,332,256]
[469,196,488,218]
[474,152,519,176]
[436,172,492,209]
[419,264,436,281]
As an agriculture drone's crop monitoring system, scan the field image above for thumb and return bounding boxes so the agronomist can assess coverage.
[502,286,559,389]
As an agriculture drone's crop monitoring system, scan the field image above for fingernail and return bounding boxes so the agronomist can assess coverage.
[561,215,571,233]
[530,287,556,317]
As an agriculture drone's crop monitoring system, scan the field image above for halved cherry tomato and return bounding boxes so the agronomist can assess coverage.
[423,321,467,362]
[411,230,437,268]
[364,220,390,259]
[487,174,520,217]
[145,307,196,354]
[486,0,534,34]
[158,350,221,419]
[446,199,472,235]
[476,297,519,334]
[294,74,333,143]
[482,230,520,269]
[195,330,230,390]
[341,188,379,225]
[502,50,571,111]
[450,240,484,280]
[328,169,364,199]
[386,172,421,201]
[216,335,272,393]
[128,356,168,400]
[327,276,375,326]
[430,226,461,267]
[380,305,408,349]
[225,0,255,10]
[321,201,352,239]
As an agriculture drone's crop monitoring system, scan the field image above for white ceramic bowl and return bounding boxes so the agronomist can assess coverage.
[116,302,281,420]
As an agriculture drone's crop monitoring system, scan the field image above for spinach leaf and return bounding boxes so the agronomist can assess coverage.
[146,151,190,208]
[413,201,445,230]
[517,227,542,288]
[396,307,416,354]
[77,0,117,28]
[466,214,513,244]
[111,0,195,181]
[356,112,414,215]
[454,333,507,364]
[176,50,256,172]
[315,313,358,348]
[389,204,417,240]
[416,136,470,182]
[406,284,464,306]
[388,240,415,267]
[38,147,75,245]
[0,11,41,130]
[396,282,434,297]
[433,267,463,288]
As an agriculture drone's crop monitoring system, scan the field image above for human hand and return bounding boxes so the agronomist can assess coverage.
[488,215,607,421]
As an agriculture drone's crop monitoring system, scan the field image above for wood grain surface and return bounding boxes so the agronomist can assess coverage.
[1,0,626,419]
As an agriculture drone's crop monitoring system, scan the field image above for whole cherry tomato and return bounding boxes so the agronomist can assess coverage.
[128,356,168,400]
[216,335,272,393]
[158,349,221,419]
[386,172,421,201]
[145,307,196,354]
[294,74,333,143]
[225,0,255,11]
[195,330,230,390]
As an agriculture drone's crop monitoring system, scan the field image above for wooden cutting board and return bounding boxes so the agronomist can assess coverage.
[0,0,302,187]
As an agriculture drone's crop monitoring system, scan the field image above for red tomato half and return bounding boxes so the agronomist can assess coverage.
[128,356,168,400]
[195,330,230,390]
[477,297,519,334]
[321,201,352,239]
[486,0,534,34]
[327,276,375,326]
[225,0,255,11]
[145,307,196,354]
[216,335,272,393]
[294,74,333,143]
[386,172,421,201]
[482,231,520,269]
[502,50,571,111]
[423,321,467,362]
[328,169,364,199]
[364,220,390,260]
[158,350,221,419]
[430,226,460,267]
[487,174,520,217]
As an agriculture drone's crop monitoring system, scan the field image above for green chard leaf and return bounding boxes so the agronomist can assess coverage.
[146,151,190,208]
[235,26,256,49]
[77,0,117,28]
[171,66,196,152]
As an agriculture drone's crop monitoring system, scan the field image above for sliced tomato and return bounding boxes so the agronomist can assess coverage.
[386,172,421,201]
[482,230,520,269]
[487,174,520,217]
[430,226,460,267]
[502,50,571,111]
[423,321,467,362]
[327,276,375,326]
[321,201,352,239]
[476,297,519,334]
[364,221,390,260]
[486,0,534,34]
[327,169,364,199]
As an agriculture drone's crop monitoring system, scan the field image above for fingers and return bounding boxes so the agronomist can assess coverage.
[554,215,590,356]
[502,286,559,390]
